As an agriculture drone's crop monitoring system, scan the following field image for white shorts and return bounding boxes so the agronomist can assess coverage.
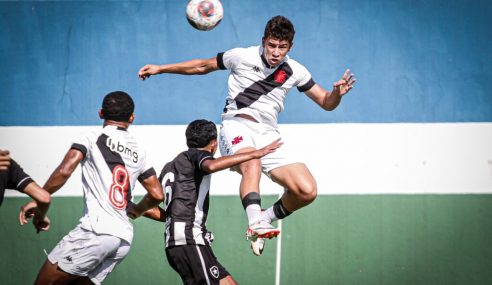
[219,116,294,174]
[47,224,130,285]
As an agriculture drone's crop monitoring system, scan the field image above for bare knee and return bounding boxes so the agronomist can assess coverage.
[297,180,317,205]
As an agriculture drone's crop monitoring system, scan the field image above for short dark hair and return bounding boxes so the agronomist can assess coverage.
[101,91,135,122]
[263,15,295,44]
[185,119,217,148]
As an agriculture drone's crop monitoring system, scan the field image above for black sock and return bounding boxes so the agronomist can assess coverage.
[273,199,292,220]
[241,192,261,210]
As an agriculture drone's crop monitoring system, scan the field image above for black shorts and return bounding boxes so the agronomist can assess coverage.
[165,244,230,285]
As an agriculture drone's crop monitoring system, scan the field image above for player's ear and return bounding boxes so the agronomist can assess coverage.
[98,109,104,119]
[289,41,293,51]
[128,114,135,124]
[261,37,265,47]
[210,139,218,154]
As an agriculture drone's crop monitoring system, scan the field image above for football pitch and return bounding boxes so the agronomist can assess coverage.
[1,194,492,285]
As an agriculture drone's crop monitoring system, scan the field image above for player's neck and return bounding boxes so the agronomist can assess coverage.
[103,120,130,130]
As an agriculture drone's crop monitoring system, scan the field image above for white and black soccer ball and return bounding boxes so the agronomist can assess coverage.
[186,0,223,31]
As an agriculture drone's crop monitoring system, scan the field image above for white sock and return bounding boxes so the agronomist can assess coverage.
[261,206,277,223]
[245,204,262,226]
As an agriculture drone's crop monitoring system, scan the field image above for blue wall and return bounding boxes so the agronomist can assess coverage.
[1,0,491,126]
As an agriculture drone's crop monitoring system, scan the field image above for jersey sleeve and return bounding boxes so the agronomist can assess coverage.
[6,159,34,192]
[71,132,91,160]
[217,47,244,70]
[295,64,316,92]
[135,148,157,182]
[189,149,214,173]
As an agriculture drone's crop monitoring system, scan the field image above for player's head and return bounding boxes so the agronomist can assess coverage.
[262,16,295,67]
[263,15,295,45]
[100,91,135,123]
[186,119,217,150]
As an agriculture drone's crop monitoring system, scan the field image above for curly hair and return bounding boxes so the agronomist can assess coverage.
[101,91,135,122]
[185,119,217,148]
[263,15,295,44]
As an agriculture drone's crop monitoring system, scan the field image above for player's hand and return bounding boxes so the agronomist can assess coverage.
[256,138,283,158]
[33,215,51,233]
[0,149,11,171]
[19,200,37,225]
[333,69,356,96]
[138,64,161,81]
[126,202,141,219]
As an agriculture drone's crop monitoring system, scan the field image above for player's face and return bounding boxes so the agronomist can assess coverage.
[262,37,292,67]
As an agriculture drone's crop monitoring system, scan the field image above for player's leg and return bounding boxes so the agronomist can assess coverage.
[264,163,317,222]
[38,225,122,285]
[70,277,95,285]
[166,245,233,285]
[235,147,263,224]
[219,119,278,237]
[86,239,130,285]
[34,259,80,285]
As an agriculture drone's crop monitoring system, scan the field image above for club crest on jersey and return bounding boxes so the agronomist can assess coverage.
[210,266,220,279]
[106,137,139,163]
[274,69,287,83]
[232,136,243,145]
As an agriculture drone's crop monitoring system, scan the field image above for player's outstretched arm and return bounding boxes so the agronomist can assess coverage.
[0,149,10,170]
[43,149,84,194]
[201,139,283,173]
[127,175,164,219]
[20,182,51,232]
[138,57,219,80]
[19,149,82,232]
[304,69,356,111]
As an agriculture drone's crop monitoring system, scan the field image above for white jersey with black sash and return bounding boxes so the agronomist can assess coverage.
[158,148,214,248]
[217,45,316,128]
[71,125,156,244]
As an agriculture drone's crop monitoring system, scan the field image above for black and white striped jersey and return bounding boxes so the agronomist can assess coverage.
[0,159,34,206]
[158,148,215,248]
[71,125,156,244]
[217,45,316,128]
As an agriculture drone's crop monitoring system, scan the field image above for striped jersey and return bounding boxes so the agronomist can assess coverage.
[0,159,34,206]
[71,125,156,244]
[158,148,215,248]
[217,45,316,128]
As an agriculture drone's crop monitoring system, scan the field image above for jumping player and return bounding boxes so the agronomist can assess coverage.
[138,15,356,255]
[148,119,281,283]
[0,149,51,232]
[22,91,164,285]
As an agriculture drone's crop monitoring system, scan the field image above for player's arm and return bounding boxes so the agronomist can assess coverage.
[304,69,356,111]
[20,182,51,232]
[0,149,10,170]
[19,149,83,231]
[142,206,166,222]
[138,57,219,80]
[43,148,84,194]
[201,139,283,173]
[127,174,164,219]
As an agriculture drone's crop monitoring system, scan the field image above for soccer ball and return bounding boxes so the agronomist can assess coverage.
[186,0,223,31]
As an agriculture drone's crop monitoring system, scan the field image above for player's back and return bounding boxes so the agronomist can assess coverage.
[159,148,214,247]
[74,125,152,244]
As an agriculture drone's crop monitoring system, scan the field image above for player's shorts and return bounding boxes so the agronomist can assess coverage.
[166,244,230,285]
[219,116,294,174]
[47,224,130,285]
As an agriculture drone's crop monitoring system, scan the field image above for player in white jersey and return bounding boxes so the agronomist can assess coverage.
[138,15,356,255]
[21,91,164,284]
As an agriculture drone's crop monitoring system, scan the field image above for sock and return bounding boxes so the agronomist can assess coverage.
[241,192,262,226]
[262,199,292,223]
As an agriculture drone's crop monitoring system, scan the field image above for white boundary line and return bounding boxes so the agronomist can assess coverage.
[275,194,283,285]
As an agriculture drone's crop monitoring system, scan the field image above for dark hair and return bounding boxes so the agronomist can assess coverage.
[101,91,135,122]
[263,15,295,44]
[186,119,217,148]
